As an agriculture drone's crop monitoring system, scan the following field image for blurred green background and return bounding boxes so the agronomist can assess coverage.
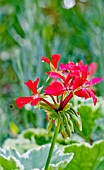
[0,0,104,145]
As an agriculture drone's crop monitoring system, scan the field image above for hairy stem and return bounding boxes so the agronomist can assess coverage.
[59,94,63,108]
[50,95,57,105]
[61,92,73,109]
[40,98,57,111]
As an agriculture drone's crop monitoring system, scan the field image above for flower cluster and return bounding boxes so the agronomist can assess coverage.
[42,55,102,107]
[16,54,102,138]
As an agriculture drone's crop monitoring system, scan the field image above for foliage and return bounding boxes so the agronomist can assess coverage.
[3,128,84,154]
[2,133,104,170]
[0,145,73,170]
[91,100,104,141]
[64,140,104,170]
[74,100,102,142]
[0,156,23,170]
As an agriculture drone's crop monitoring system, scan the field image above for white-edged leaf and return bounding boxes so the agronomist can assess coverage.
[0,144,73,170]
[0,154,24,170]
[75,103,102,141]
[64,140,104,170]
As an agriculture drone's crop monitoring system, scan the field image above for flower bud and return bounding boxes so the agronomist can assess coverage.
[68,111,82,131]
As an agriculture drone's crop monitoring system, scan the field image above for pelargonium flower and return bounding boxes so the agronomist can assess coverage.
[16,78,40,109]
[41,54,60,71]
[44,60,103,106]
[16,54,103,141]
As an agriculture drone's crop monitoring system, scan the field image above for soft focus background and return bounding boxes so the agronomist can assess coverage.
[0,0,104,146]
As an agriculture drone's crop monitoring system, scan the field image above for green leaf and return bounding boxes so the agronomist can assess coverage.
[0,145,73,170]
[4,128,53,152]
[95,159,104,170]
[64,140,104,170]
[4,128,83,154]
[4,137,37,154]
[0,154,23,170]
[23,128,53,145]
[48,146,74,170]
[75,103,102,141]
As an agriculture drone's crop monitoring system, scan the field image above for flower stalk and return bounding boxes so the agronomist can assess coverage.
[44,119,60,170]
[63,92,73,108]
[40,98,57,111]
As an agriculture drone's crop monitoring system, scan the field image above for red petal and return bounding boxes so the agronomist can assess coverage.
[41,56,50,64]
[72,77,82,90]
[81,65,88,84]
[60,63,68,71]
[60,62,78,71]
[16,97,33,109]
[67,62,79,70]
[65,73,72,85]
[24,78,39,94]
[75,88,98,105]
[89,62,98,76]
[46,71,65,81]
[71,70,80,77]
[31,98,40,106]
[44,81,65,96]
[75,89,90,99]
[87,77,103,86]
[52,54,60,68]
[87,89,97,105]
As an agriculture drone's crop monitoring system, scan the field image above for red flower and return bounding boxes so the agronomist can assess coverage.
[16,55,103,112]
[16,78,40,109]
[45,63,89,91]
[71,64,88,90]
[74,77,103,105]
[44,60,103,106]
[41,54,60,70]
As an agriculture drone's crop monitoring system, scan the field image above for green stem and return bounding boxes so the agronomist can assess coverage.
[44,119,60,170]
